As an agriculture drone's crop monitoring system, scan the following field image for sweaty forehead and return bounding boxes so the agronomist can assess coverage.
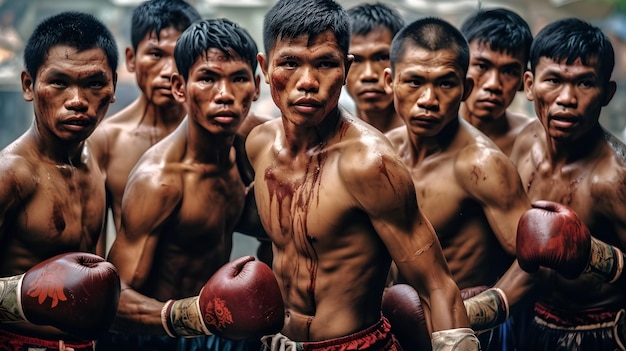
[272,31,342,55]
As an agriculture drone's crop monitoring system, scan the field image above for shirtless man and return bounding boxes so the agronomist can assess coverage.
[98,18,282,351]
[344,3,405,133]
[509,18,626,349]
[0,11,121,350]
[89,0,200,247]
[383,16,530,350]
[459,8,533,156]
[247,0,480,349]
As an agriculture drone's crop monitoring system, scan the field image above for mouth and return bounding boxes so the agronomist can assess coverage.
[212,110,238,124]
[62,116,93,131]
[293,98,323,114]
[475,98,502,108]
[409,115,439,126]
[550,114,579,129]
[358,89,385,99]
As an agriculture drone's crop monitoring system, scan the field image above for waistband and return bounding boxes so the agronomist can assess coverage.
[0,328,94,350]
[534,301,623,329]
[262,316,395,351]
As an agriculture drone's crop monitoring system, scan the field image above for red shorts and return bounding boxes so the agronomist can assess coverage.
[0,329,94,351]
[262,317,402,351]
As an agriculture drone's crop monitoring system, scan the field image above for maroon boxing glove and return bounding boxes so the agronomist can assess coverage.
[162,255,284,340]
[0,252,121,340]
[517,201,624,282]
[381,284,432,351]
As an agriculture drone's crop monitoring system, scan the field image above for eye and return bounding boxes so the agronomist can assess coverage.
[234,76,250,83]
[89,80,106,89]
[377,54,390,62]
[502,67,521,77]
[579,80,596,89]
[319,61,339,69]
[150,51,163,59]
[51,80,67,88]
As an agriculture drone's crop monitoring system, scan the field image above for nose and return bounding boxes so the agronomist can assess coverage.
[215,80,235,105]
[417,85,438,111]
[160,56,176,80]
[556,84,577,107]
[296,66,319,93]
[64,86,88,112]
[483,69,502,93]
[360,61,378,83]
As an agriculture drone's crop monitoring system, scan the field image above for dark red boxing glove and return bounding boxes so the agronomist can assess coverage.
[0,252,121,340]
[381,284,432,351]
[517,201,624,282]
[162,255,284,340]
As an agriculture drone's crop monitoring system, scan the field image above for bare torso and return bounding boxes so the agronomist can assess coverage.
[465,110,533,156]
[0,129,106,340]
[108,121,246,300]
[512,120,626,309]
[250,117,397,341]
[89,99,183,229]
[386,120,524,289]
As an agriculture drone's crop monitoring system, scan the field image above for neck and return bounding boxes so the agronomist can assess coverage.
[358,104,401,133]
[461,104,508,138]
[283,107,342,155]
[407,118,460,164]
[137,95,187,131]
[546,124,605,164]
[184,120,236,166]
[29,124,85,166]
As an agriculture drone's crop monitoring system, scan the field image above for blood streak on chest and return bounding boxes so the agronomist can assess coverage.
[264,149,327,310]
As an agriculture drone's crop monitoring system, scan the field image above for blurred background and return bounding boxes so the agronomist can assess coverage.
[0,0,624,258]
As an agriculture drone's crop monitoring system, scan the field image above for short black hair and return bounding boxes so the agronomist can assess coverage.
[175,18,258,81]
[530,18,614,83]
[263,0,350,57]
[348,3,404,37]
[460,8,532,65]
[390,17,469,74]
[131,0,201,51]
[24,11,118,82]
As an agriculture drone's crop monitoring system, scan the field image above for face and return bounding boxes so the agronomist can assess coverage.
[22,45,116,143]
[385,43,471,137]
[127,27,182,106]
[172,48,259,136]
[346,27,394,114]
[464,41,525,121]
[258,30,351,127]
[524,56,615,142]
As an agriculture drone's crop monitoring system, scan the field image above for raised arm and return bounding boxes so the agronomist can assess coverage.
[106,167,181,333]
[342,143,479,348]
[456,145,530,255]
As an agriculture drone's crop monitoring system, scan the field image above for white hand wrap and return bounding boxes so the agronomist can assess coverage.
[431,328,481,351]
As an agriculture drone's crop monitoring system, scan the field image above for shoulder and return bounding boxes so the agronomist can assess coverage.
[239,111,276,140]
[246,118,281,161]
[510,119,543,163]
[338,120,412,193]
[0,147,39,201]
[384,125,407,151]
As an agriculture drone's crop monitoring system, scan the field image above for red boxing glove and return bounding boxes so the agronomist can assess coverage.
[517,201,591,279]
[381,284,432,351]
[162,255,284,340]
[517,201,624,282]
[0,252,121,340]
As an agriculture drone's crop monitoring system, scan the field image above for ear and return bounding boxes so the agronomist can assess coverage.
[125,46,136,73]
[344,54,354,85]
[253,74,261,101]
[171,72,186,104]
[257,53,270,85]
[111,72,118,104]
[21,71,33,102]
[462,76,474,102]
[383,67,393,95]
[523,71,534,102]
[602,80,617,107]
[518,68,529,91]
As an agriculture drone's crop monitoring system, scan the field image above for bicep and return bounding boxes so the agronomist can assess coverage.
[107,175,180,287]
[346,153,450,292]
[459,150,529,255]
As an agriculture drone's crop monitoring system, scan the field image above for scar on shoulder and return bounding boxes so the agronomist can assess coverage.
[397,239,435,262]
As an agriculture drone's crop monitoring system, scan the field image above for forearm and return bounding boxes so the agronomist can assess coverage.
[110,284,167,335]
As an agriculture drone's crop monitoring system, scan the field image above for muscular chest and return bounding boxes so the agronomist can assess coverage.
[256,154,347,251]
[173,168,246,246]
[409,159,467,230]
[520,158,590,209]
[19,165,106,252]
